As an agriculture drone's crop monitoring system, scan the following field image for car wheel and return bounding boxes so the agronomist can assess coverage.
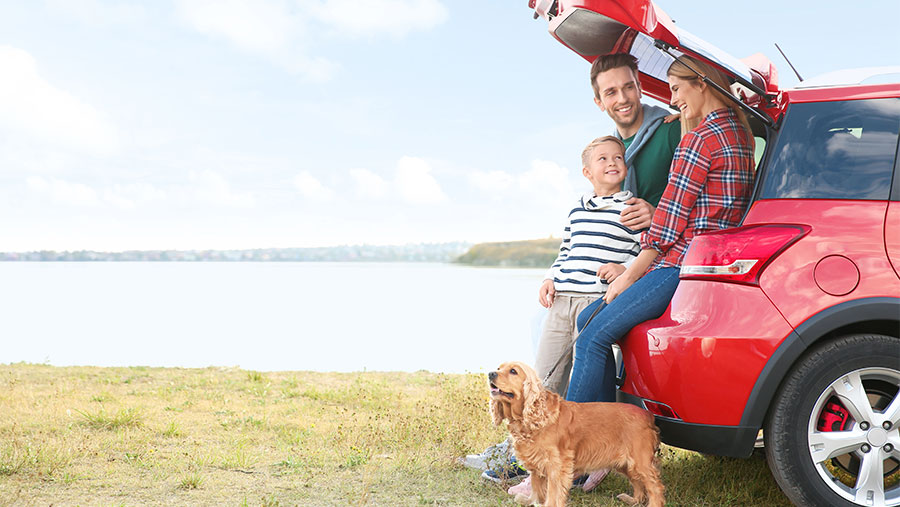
[765,333,900,506]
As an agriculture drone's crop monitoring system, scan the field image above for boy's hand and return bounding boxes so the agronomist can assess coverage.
[663,112,681,123]
[621,197,655,230]
[597,263,626,283]
[539,279,555,308]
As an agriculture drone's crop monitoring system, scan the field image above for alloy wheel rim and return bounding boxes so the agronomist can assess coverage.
[807,367,900,506]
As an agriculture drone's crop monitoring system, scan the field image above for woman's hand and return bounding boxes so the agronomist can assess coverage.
[604,270,638,304]
[539,279,555,308]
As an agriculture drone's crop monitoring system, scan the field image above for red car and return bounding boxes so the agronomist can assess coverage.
[530,1,900,505]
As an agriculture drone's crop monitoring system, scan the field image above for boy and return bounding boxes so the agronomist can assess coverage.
[474,136,644,486]
[535,135,642,397]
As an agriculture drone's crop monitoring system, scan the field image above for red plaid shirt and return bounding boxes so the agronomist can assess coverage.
[641,108,755,269]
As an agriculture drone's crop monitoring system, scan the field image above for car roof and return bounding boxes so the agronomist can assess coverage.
[785,83,900,105]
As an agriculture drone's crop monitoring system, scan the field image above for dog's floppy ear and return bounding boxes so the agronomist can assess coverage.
[521,363,555,430]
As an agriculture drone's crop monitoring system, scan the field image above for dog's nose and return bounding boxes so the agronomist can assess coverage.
[488,371,497,382]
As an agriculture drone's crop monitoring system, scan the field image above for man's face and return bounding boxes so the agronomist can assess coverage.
[593,66,643,133]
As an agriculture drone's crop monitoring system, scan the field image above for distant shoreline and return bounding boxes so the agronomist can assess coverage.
[0,242,471,263]
[1,238,560,267]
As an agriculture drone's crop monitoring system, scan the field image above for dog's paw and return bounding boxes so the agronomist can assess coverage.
[616,493,639,505]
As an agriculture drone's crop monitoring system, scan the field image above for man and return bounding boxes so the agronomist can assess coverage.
[590,53,681,230]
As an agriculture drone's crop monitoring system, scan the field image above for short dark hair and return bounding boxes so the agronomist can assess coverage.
[590,53,640,100]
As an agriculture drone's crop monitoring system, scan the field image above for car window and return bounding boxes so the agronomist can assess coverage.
[758,98,900,200]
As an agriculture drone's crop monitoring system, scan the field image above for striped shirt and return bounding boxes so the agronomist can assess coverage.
[642,107,755,269]
[545,191,642,294]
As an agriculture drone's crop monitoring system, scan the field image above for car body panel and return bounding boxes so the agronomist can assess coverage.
[744,200,898,329]
[619,280,794,425]
[887,202,900,278]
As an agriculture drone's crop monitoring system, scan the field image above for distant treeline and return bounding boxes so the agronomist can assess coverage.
[454,238,560,268]
[1,242,471,263]
[3,239,561,266]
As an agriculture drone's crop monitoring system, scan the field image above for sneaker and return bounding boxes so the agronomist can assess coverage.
[572,474,588,488]
[582,468,610,492]
[507,474,532,496]
[461,439,511,470]
[481,456,529,483]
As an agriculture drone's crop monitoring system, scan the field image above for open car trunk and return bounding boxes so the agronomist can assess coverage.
[530,0,781,123]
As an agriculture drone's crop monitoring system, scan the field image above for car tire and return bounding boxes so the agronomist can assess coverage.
[765,333,900,507]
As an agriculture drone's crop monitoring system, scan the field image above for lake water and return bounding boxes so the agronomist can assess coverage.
[0,262,548,373]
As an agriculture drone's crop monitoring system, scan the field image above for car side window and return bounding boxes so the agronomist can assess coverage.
[758,98,900,200]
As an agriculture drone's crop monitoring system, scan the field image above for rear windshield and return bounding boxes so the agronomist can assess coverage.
[757,98,900,200]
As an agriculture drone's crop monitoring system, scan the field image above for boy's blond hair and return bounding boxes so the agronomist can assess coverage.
[581,136,626,167]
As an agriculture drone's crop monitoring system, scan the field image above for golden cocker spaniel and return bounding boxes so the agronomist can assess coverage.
[489,361,664,507]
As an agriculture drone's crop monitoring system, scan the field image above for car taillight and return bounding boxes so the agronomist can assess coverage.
[680,224,810,285]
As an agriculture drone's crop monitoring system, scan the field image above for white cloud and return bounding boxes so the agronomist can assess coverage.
[519,159,575,205]
[190,170,255,207]
[395,156,446,204]
[312,0,448,38]
[275,55,340,83]
[25,175,169,210]
[175,0,297,52]
[469,170,515,193]
[349,168,388,198]
[293,170,335,201]
[175,0,339,81]
[0,46,118,156]
[467,160,576,207]
[27,176,100,207]
[102,182,168,210]
[44,0,146,25]
[175,0,447,79]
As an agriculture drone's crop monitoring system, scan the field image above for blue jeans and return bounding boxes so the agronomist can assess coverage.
[566,267,681,403]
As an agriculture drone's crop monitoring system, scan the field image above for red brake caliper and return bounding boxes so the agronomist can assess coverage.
[817,400,851,431]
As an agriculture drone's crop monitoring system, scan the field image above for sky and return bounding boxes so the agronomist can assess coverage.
[1,0,897,252]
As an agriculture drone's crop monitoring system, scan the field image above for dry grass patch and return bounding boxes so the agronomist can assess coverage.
[0,363,790,505]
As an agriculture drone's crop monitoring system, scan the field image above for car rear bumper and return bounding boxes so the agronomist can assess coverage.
[617,389,759,457]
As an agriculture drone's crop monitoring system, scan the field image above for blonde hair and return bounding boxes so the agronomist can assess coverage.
[581,135,626,167]
[667,55,753,142]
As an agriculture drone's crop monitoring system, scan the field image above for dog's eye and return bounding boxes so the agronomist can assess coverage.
[510,368,518,375]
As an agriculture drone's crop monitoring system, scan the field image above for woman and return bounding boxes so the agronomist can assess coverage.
[565,55,756,407]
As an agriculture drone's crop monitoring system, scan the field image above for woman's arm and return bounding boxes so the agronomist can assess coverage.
[603,248,660,303]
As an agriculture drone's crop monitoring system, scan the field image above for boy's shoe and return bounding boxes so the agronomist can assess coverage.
[461,439,511,470]
[582,468,610,492]
[507,474,532,496]
[480,456,529,483]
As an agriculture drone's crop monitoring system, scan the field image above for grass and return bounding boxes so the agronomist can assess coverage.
[0,363,792,506]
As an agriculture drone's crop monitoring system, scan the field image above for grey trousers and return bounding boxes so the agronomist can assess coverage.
[533,292,599,397]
